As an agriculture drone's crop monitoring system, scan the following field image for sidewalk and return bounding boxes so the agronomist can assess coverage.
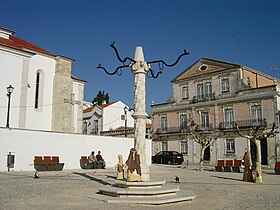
[0,164,279,210]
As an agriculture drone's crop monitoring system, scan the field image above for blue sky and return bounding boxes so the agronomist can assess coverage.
[1,0,280,113]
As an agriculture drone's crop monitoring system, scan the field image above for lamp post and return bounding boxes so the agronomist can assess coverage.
[6,85,14,128]
[124,106,128,137]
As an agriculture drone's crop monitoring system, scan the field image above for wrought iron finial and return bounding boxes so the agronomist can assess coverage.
[98,42,189,78]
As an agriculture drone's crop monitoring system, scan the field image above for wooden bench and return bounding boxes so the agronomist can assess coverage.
[34,156,64,171]
[80,156,94,169]
[275,162,280,175]
[80,156,104,169]
[215,160,224,172]
[232,160,242,173]
[224,160,233,172]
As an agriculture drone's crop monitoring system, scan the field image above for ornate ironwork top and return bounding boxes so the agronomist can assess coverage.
[97,42,189,78]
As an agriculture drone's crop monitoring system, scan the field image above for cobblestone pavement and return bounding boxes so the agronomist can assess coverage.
[0,164,279,210]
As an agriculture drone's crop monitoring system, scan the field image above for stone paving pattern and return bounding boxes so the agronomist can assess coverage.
[0,164,279,210]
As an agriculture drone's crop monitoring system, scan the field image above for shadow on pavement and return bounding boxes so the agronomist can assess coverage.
[73,172,111,185]
[211,175,242,182]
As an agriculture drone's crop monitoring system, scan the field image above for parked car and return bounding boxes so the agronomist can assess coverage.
[152,151,184,165]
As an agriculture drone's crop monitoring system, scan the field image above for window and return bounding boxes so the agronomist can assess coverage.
[161,116,168,132]
[226,139,235,153]
[196,82,213,101]
[199,65,208,71]
[180,114,187,131]
[251,104,262,124]
[221,78,229,93]
[82,121,87,134]
[197,83,204,99]
[201,111,209,129]
[181,86,189,100]
[180,141,188,154]
[224,108,234,128]
[162,142,168,151]
[205,82,212,98]
[92,120,98,134]
[35,72,40,109]
[34,70,44,110]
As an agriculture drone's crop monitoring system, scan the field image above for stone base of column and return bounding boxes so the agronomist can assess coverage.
[141,164,150,181]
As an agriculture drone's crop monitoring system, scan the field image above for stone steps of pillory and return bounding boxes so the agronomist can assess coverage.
[92,180,195,205]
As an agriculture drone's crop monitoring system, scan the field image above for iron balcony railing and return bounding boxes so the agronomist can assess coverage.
[154,119,267,135]
[155,124,213,135]
[191,93,215,104]
[219,119,267,130]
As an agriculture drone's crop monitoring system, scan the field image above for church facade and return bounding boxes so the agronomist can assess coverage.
[0,26,86,133]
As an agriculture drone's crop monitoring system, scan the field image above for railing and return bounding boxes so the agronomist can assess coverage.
[219,119,267,130]
[155,124,213,135]
[100,128,134,136]
[154,119,267,135]
[191,93,215,104]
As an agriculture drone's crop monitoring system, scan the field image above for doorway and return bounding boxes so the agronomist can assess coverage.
[250,138,268,165]
[203,146,210,161]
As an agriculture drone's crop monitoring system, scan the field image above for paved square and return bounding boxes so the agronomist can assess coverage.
[0,164,279,210]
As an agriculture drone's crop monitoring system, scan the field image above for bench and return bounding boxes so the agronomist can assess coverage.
[215,160,224,172]
[215,159,242,172]
[224,160,233,172]
[80,156,105,169]
[34,156,64,171]
[232,160,242,173]
[275,162,280,175]
[80,156,94,169]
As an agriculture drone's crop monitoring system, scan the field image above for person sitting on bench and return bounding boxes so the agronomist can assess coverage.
[96,151,106,169]
[88,151,97,169]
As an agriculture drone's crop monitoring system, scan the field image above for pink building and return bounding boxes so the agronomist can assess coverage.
[151,58,280,166]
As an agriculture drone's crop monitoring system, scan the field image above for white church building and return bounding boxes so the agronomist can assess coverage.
[0,26,86,133]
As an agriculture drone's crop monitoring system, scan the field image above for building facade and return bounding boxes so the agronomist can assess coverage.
[83,101,134,135]
[0,26,86,133]
[83,101,152,138]
[151,58,280,166]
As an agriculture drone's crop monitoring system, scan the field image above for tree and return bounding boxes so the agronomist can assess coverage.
[92,90,109,105]
[236,122,278,183]
[187,123,217,171]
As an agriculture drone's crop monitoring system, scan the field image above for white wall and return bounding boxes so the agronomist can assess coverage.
[103,101,134,131]
[0,127,152,171]
[0,50,26,128]
[25,55,56,130]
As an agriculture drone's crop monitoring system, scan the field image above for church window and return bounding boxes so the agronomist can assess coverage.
[34,70,44,110]
[35,72,40,109]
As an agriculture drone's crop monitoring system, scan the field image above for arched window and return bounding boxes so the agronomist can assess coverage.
[34,70,44,110]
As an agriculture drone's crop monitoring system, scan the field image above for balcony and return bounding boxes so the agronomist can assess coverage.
[191,93,215,104]
[155,124,213,135]
[154,119,267,136]
[219,119,267,130]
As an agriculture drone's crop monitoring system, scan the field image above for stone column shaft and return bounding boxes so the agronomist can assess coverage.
[131,46,150,181]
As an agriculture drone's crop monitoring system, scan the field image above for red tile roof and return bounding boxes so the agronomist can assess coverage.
[10,36,54,56]
[0,26,73,59]
[83,101,117,113]
[83,106,94,113]
[99,101,117,108]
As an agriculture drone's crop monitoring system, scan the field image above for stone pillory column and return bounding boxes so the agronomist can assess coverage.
[97,42,189,182]
[130,46,150,181]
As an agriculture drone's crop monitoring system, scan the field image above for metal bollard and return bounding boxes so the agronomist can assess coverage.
[7,152,15,172]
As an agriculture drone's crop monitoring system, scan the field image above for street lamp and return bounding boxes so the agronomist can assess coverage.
[124,106,128,137]
[6,85,14,128]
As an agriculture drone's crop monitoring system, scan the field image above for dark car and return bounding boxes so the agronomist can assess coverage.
[152,151,184,165]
